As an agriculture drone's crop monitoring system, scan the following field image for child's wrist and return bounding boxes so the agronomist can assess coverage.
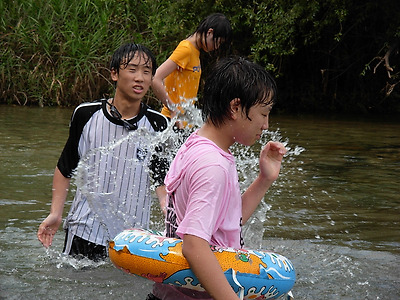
[166,99,175,112]
[256,173,276,186]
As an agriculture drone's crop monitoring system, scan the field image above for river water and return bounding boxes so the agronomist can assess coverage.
[0,105,399,299]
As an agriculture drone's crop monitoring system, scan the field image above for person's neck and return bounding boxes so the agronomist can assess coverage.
[197,122,234,153]
[186,33,200,51]
[111,97,141,119]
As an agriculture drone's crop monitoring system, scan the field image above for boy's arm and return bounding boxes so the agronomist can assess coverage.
[37,167,70,248]
[149,150,169,215]
[182,234,239,300]
[241,141,286,225]
[156,185,167,216]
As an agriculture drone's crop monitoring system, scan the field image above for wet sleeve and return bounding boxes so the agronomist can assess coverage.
[57,110,83,178]
[169,41,191,69]
[57,103,100,178]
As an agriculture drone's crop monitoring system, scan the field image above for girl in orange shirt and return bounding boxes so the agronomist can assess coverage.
[152,13,232,121]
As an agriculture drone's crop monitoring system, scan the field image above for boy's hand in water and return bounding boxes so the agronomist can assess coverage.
[37,214,62,248]
[259,141,287,182]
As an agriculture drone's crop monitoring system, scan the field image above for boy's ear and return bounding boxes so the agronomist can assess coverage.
[110,68,118,82]
[230,98,241,119]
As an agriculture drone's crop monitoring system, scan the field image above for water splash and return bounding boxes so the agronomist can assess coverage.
[71,99,304,246]
[42,246,107,270]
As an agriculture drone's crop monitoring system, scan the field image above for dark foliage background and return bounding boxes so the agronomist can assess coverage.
[1,0,399,114]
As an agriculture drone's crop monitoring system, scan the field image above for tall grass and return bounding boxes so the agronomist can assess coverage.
[3,1,393,113]
[0,0,179,107]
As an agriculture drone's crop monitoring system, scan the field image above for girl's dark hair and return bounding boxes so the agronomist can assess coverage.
[109,43,157,75]
[194,13,232,55]
[200,56,277,127]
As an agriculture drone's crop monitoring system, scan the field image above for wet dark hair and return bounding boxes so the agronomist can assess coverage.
[200,56,277,127]
[109,43,157,75]
[194,13,232,55]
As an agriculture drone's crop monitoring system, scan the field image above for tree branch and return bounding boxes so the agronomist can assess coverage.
[375,40,399,73]
[373,39,399,96]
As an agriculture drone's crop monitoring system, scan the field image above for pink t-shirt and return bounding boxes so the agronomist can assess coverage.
[153,131,243,299]
[165,131,242,248]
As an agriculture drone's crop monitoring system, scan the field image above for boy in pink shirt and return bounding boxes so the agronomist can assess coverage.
[149,56,287,300]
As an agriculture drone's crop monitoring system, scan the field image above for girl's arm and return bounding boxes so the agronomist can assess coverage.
[182,234,239,300]
[152,59,179,112]
[241,141,286,224]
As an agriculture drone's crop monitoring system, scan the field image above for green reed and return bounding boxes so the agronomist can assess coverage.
[0,0,170,107]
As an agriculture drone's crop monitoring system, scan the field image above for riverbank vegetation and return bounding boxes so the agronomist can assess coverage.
[1,0,399,114]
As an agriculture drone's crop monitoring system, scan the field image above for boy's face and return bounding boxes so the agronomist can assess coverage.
[233,101,272,146]
[111,52,153,102]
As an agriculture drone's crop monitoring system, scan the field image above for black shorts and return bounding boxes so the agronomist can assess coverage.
[63,230,107,261]
[146,294,161,300]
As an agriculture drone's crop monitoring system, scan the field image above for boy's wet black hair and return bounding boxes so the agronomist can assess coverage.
[109,43,157,75]
[200,56,277,127]
[194,13,232,55]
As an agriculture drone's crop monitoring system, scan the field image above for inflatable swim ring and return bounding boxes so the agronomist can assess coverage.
[109,228,295,299]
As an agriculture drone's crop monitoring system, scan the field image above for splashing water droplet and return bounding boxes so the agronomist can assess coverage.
[72,97,304,243]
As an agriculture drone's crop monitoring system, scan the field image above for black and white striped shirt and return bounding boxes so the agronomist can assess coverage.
[58,99,168,246]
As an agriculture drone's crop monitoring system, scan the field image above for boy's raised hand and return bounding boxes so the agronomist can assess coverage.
[259,141,287,183]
